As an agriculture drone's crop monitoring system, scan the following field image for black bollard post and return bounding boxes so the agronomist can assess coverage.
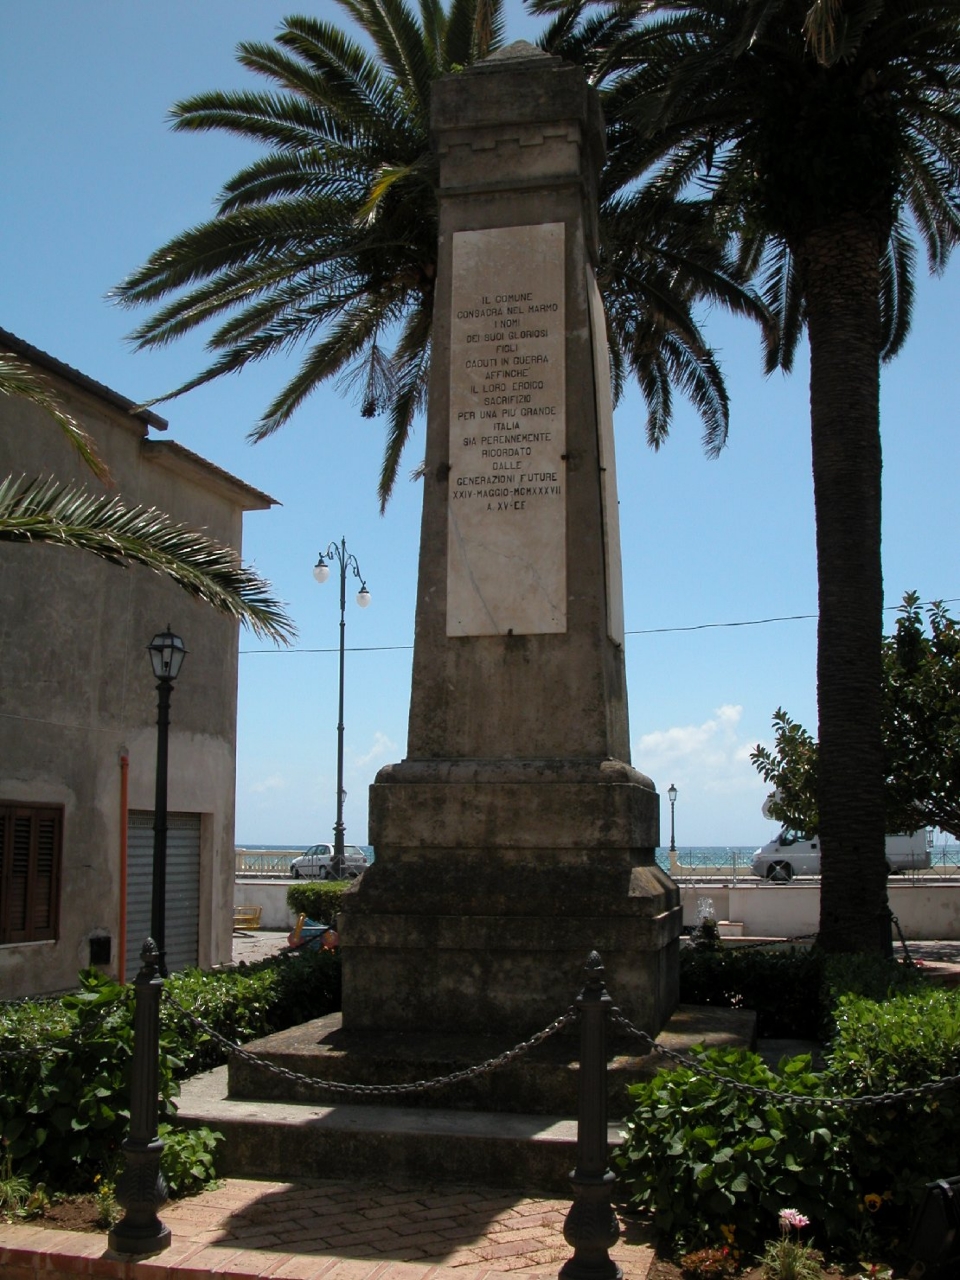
[560,951,622,1280]
[107,938,171,1256]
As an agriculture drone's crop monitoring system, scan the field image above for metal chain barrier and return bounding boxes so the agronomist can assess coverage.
[610,1008,960,1110]
[890,910,916,965]
[162,986,578,1097]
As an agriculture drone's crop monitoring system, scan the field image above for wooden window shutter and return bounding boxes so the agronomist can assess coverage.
[0,804,63,944]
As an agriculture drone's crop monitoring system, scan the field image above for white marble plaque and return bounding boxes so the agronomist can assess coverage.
[447,224,566,636]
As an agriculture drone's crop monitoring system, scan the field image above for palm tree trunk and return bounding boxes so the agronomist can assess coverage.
[801,213,890,954]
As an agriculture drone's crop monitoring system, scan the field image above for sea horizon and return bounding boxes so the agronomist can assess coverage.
[237,841,960,871]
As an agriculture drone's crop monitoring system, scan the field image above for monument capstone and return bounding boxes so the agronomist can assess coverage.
[339,41,681,1038]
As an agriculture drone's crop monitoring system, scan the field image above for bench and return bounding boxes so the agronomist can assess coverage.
[233,904,262,931]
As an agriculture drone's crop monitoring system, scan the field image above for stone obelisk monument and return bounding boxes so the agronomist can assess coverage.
[340,43,680,1038]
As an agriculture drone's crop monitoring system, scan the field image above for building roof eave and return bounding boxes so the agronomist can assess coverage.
[0,326,169,433]
[141,439,277,510]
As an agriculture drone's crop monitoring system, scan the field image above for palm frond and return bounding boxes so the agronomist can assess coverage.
[880,218,916,360]
[0,475,295,644]
[377,297,432,509]
[0,355,111,484]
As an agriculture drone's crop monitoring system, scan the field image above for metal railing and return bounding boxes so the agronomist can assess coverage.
[235,850,298,877]
[660,849,756,884]
[662,846,960,884]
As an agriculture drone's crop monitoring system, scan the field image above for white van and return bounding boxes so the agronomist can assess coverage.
[750,829,930,881]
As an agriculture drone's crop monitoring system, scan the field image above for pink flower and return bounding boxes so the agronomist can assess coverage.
[779,1209,810,1231]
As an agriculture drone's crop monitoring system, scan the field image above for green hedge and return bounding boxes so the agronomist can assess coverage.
[287,880,351,922]
[163,947,341,1076]
[616,974,959,1262]
[0,948,341,1191]
[0,969,177,1191]
[679,944,923,1038]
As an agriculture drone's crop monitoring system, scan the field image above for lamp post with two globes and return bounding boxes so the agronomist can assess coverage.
[314,539,370,879]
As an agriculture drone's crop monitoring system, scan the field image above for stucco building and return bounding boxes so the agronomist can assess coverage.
[0,328,276,999]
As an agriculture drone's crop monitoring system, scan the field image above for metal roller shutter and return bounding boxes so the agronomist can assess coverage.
[126,811,200,972]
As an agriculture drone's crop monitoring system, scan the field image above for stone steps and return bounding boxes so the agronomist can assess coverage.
[177,1065,593,1191]
[176,1005,758,1191]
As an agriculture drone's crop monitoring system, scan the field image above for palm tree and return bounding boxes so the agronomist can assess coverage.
[533,0,960,951]
[114,1,504,511]
[113,0,767,509]
[0,353,294,644]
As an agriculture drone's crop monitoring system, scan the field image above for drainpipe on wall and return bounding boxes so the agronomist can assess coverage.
[119,749,129,983]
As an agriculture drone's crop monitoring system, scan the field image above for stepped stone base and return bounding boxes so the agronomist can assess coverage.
[342,760,682,1039]
[179,1066,590,1192]
[226,1004,756,1118]
[177,1005,756,1191]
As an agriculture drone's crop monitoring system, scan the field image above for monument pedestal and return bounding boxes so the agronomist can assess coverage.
[341,42,680,1045]
[342,758,679,1038]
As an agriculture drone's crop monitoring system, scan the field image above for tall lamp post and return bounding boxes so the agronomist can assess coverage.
[668,783,678,856]
[314,539,370,879]
[146,627,186,978]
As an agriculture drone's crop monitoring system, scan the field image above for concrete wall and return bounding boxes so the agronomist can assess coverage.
[236,876,960,944]
[680,881,960,940]
[0,333,273,998]
[233,880,301,931]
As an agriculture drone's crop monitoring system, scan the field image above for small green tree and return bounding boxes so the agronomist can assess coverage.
[884,592,960,838]
[751,709,819,837]
[752,593,960,840]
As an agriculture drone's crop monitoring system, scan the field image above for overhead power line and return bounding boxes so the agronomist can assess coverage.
[239,597,960,655]
[626,611,816,636]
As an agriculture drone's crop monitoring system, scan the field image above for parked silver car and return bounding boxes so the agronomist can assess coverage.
[289,843,369,880]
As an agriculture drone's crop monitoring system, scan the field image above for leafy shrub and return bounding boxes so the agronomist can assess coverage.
[162,964,279,1076]
[616,980,960,1259]
[823,987,960,1240]
[163,948,341,1072]
[679,946,923,1039]
[0,968,179,1190]
[614,1046,857,1255]
[680,946,826,1038]
[821,952,924,1009]
[0,948,341,1192]
[287,880,350,921]
[158,1122,222,1198]
[263,946,341,1030]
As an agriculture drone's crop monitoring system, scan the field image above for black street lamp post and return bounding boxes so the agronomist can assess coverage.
[146,627,186,978]
[107,938,170,1256]
[668,783,678,855]
[314,540,370,879]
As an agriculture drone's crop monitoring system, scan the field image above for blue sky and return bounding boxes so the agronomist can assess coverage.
[3,2,959,848]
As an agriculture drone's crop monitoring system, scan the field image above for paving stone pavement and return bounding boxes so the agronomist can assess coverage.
[156,1176,653,1277]
[0,1176,655,1280]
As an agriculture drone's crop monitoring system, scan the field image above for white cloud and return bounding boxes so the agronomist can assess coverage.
[352,730,398,769]
[249,773,287,795]
[634,705,771,844]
